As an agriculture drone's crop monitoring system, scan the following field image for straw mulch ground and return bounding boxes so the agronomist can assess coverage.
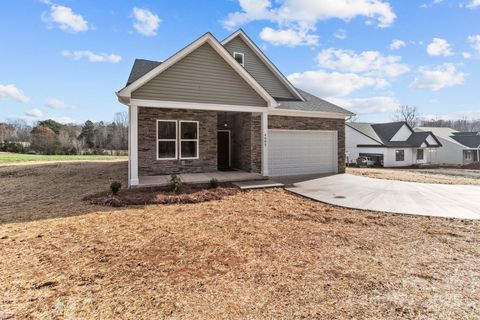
[1,161,479,319]
[347,167,480,185]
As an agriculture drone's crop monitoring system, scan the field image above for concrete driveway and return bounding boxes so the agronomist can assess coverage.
[281,174,480,220]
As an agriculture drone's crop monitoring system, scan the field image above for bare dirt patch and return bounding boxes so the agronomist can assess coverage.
[1,163,479,319]
[84,183,239,207]
[347,166,480,185]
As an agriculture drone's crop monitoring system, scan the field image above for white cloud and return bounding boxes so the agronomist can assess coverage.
[462,52,472,59]
[328,96,399,114]
[132,7,161,36]
[426,38,454,56]
[259,27,319,46]
[287,70,387,97]
[467,34,480,53]
[54,116,75,124]
[25,108,43,118]
[62,50,122,63]
[410,63,465,91]
[315,48,410,78]
[223,0,396,44]
[44,5,89,33]
[389,39,405,50]
[334,29,347,40]
[0,84,31,103]
[467,0,480,9]
[45,98,76,109]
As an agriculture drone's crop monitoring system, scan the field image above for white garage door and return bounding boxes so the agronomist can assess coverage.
[268,130,338,176]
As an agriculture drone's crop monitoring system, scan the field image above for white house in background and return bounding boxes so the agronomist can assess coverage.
[415,127,480,165]
[346,122,442,167]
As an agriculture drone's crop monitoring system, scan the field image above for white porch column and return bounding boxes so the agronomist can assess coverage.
[261,111,268,176]
[128,104,139,187]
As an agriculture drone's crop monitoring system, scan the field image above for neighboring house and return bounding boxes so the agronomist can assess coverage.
[117,30,353,186]
[346,122,442,167]
[415,127,480,165]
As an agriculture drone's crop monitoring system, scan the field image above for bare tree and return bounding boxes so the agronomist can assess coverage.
[393,105,419,127]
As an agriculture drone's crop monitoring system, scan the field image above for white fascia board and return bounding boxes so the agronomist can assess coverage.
[118,33,277,108]
[267,108,348,119]
[221,30,305,102]
[130,99,268,113]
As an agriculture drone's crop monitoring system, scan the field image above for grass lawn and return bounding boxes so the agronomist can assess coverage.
[0,152,127,164]
[0,162,478,319]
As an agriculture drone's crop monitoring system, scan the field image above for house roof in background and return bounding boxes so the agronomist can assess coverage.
[349,122,442,148]
[416,127,480,148]
[451,134,480,148]
[126,59,162,86]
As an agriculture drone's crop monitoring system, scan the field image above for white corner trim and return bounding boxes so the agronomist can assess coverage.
[261,111,268,177]
[118,33,277,108]
[130,99,268,113]
[222,30,305,102]
[129,105,139,187]
[267,108,349,119]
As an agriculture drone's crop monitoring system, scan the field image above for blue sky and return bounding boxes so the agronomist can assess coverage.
[1,0,480,124]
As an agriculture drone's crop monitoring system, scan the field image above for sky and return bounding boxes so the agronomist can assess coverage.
[1,0,480,124]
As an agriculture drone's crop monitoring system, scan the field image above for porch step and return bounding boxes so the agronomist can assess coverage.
[234,179,284,190]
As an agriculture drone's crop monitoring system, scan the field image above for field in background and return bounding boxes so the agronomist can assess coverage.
[0,152,127,164]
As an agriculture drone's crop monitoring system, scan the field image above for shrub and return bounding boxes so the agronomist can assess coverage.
[169,175,182,193]
[209,178,219,189]
[110,181,122,195]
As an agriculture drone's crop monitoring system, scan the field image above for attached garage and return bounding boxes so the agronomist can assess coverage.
[268,129,338,176]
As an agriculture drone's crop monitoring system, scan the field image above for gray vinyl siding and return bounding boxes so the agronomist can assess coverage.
[224,37,296,100]
[132,43,267,107]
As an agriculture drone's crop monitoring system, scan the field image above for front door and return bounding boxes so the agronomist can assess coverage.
[217,131,230,170]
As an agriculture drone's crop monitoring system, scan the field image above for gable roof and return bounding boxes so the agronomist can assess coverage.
[416,127,480,149]
[117,32,277,107]
[221,29,305,102]
[348,122,442,148]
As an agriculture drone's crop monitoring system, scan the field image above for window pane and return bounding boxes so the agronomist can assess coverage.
[181,141,197,158]
[158,121,176,139]
[181,122,198,139]
[417,149,424,160]
[396,150,404,161]
[234,53,244,65]
[158,141,176,159]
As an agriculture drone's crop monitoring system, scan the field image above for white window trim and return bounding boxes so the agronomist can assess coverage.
[233,52,244,66]
[156,120,178,161]
[179,120,200,160]
[395,149,405,162]
[417,148,424,160]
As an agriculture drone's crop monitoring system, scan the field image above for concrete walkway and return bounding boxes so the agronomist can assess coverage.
[283,174,480,220]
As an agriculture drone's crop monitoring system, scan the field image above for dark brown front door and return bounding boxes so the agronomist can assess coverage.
[217,131,230,171]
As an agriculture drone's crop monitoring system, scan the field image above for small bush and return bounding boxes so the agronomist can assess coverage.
[169,175,182,193]
[209,178,219,189]
[110,181,122,195]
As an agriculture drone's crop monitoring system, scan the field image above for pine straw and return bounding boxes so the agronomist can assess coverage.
[1,162,479,319]
[83,184,239,207]
[347,167,480,185]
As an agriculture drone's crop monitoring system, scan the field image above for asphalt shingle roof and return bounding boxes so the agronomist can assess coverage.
[451,134,480,148]
[124,58,353,115]
[348,122,441,148]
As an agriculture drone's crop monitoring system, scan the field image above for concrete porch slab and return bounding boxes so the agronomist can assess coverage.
[138,171,265,187]
[234,179,284,190]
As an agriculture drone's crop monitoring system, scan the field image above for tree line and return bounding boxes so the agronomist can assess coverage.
[0,112,128,155]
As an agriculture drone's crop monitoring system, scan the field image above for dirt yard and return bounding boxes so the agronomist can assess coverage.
[347,166,480,185]
[1,162,479,319]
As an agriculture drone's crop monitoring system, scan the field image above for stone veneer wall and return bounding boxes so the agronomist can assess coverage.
[138,107,217,176]
[268,115,346,173]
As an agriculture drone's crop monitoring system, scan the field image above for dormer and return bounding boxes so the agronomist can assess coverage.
[390,123,414,141]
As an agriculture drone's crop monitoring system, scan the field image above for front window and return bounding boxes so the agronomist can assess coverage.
[417,149,424,160]
[465,151,472,160]
[157,120,177,160]
[233,52,244,66]
[395,150,405,161]
[180,121,199,159]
